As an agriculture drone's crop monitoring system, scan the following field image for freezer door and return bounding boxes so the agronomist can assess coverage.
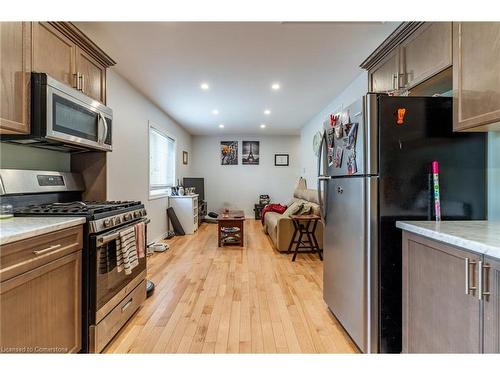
[323,176,378,353]
[325,96,374,177]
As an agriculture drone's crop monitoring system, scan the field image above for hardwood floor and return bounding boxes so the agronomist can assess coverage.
[104,220,358,353]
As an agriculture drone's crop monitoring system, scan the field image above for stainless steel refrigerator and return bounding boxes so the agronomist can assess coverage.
[318,94,487,353]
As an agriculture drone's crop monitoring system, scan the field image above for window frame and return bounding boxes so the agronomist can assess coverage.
[148,121,176,200]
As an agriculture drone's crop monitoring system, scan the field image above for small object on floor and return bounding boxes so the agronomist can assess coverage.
[146,280,155,298]
[165,230,175,239]
[149,242,169,252]
[208,211,219,218]
[166,207,185,235]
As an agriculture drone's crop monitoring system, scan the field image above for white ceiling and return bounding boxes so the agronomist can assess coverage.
[76,22,399,135]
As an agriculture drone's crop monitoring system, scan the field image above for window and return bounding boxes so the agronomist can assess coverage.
[149,124,175,198]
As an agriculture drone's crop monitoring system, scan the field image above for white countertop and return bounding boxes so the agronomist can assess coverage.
[396,221,500,260]
[0,217,86,245]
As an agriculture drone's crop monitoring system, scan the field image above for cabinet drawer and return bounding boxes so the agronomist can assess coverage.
[90,279,146,353]
[0,225,83,282]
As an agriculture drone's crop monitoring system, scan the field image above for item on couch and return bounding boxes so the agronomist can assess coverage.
[297,203,312,215]
[260,203,287,224]
[283,201,304,217]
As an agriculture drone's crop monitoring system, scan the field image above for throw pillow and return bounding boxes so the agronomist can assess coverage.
[298,203,312,215]
[283,201,303,217]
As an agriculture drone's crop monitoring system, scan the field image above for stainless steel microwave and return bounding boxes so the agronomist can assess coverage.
[2,73,112,152]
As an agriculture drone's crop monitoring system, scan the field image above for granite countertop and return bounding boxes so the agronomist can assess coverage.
[0,217,86,245]
[396,221,500,260]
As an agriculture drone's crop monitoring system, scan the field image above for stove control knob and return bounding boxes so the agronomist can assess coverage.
[124,213,132,221]
[115,216,121,224]
[142,209,147,216]
[134,211,141,218]
[103,218,112,228]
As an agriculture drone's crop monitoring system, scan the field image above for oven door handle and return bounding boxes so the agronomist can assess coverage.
[97,218,150,245]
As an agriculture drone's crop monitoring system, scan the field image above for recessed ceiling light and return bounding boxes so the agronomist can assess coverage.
[212,109,219,115]
[218,124,224,128]
[260,124,266,129]
[271,83,280,91]
[264,109,271,115]
[200,82,210,90]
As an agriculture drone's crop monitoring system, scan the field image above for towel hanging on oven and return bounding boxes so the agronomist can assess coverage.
[116,226,139,275]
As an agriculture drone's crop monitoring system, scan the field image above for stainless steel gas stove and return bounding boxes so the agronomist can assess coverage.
[0,169,148,353]
[15,200,147,233]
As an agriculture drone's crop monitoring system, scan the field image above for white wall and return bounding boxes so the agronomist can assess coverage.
[190,135,300,217]
[106,69,192,241]
[299,72,368,186]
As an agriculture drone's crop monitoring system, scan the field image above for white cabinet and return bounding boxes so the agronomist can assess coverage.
[168,194,199,235]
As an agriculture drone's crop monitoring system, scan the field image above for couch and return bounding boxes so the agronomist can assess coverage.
[263,181,323,252]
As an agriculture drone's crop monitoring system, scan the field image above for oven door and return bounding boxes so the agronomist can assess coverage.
[45,75,112,151]
[90,219,147,323]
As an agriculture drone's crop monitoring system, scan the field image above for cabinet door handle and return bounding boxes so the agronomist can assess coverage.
[121,298,133,312]
[393,74,398,90]
[478,261,491,301]
[81,74,85,93]
[465,257,477,295]
[73,72,80,90]
[33,244,62,256]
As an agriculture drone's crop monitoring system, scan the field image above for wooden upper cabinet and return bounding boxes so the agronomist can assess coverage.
[400,22,452,89]
[370,51,399,93]
[483,256,500,353]
[32,22,76,89]
[75,47,106,103]
[365,22,452,94]
[0,22,32,135]
[453,22,500,131]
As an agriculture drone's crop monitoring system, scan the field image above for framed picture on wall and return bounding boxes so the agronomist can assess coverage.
[242,141,259,165]
[182,151,188,165]
[220,141,238,165]
[274,154,289,166]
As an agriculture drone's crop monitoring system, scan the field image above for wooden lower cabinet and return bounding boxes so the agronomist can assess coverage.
[483,256,500,353]
[402,232,482,353]
[402,231,500,353]
[0,226,83,353]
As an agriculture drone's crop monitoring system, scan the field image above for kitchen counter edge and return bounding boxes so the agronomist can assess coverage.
[396,220,500,261]
[0,217,86,245]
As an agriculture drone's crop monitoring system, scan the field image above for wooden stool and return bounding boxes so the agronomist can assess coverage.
[288,215,323,262]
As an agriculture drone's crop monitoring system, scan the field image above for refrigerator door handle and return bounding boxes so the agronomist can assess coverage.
[317,131,329,221]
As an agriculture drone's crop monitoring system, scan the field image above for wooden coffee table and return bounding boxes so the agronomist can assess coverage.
[218,209,245,246]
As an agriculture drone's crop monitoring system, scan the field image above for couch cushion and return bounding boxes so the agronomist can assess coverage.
[283,201,303,217]
[293,187,319,204]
